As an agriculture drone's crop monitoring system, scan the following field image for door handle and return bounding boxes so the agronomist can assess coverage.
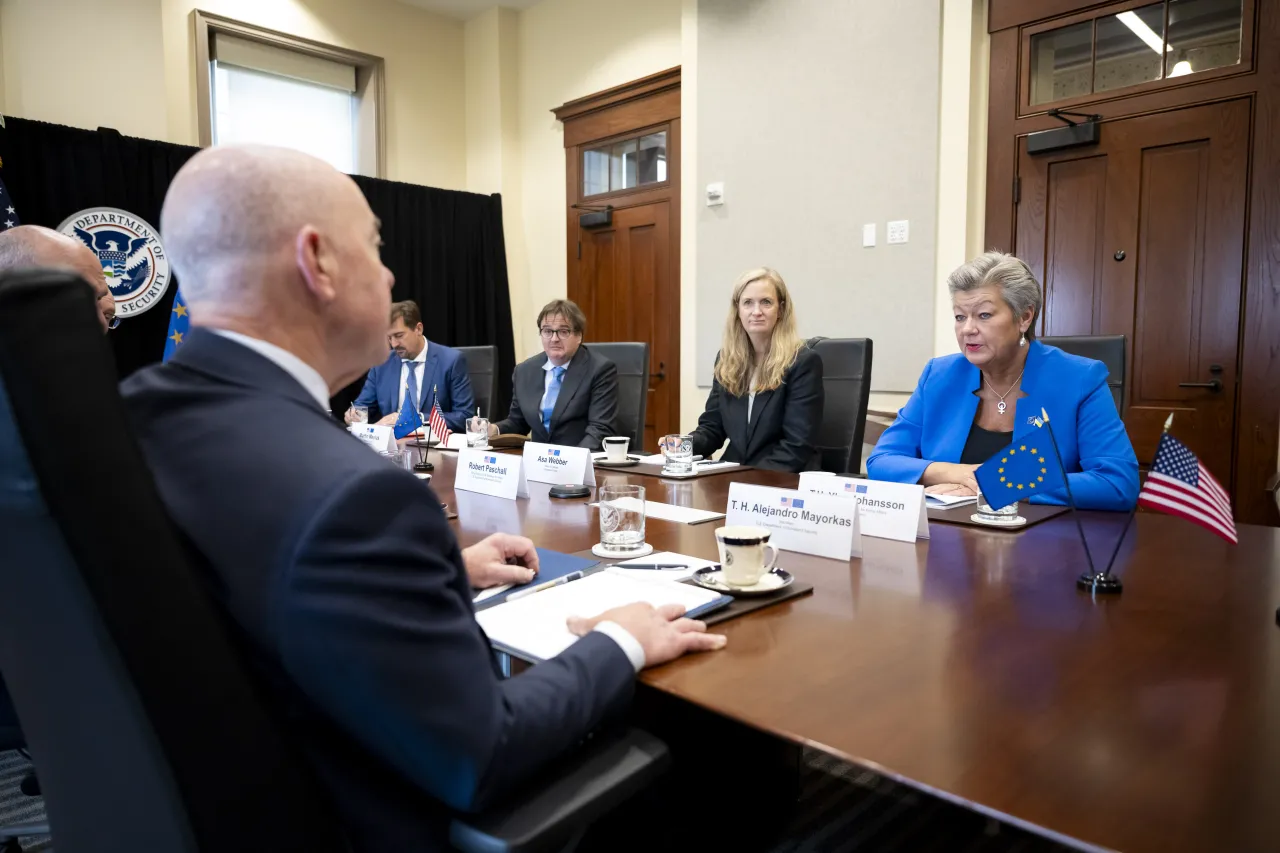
[651,361,666,381]
[1178,379,1222,392]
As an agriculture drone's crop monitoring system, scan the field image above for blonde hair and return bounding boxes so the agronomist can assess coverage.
[714,268,804,397]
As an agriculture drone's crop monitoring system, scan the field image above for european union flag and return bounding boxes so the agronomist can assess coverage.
[163,290,189,362]
[975,426,1066,511]
[393,388,423,439]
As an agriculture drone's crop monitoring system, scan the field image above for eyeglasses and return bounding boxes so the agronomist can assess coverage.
[539,327,577,340]
[106,315,121,331]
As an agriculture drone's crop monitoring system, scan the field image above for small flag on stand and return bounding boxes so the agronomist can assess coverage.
[393,385,424,440]
[1137,433,1237,544]
[428,388,452,446]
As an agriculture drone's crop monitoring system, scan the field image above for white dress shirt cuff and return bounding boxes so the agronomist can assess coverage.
[592,621,645,672]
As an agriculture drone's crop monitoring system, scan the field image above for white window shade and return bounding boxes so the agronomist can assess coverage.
[212,32,355,92]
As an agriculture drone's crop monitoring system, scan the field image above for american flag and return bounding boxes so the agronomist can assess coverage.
[428,401,451,445]
[1138,433,1236,544]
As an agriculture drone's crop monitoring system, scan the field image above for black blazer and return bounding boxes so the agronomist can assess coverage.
[121,330,634,852]
[495,344,618,451]
[690,346,824,473]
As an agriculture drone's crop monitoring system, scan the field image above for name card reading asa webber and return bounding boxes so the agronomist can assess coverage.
[349,424,396,454]
[798,473,929,543]
[454,448,530,500]
[725,483,862,561]
[522,442,596,487]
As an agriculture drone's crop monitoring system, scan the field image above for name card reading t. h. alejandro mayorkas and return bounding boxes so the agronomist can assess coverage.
[455,448,530,500]
[725,483,862,560]
[522,442,596,487]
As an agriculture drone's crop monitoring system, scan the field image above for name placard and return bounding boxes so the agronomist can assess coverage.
[455,448,530,500]
[522,442,596,487]
[349,424,396,454]
[725,483,862,560]
[798,473,928,543]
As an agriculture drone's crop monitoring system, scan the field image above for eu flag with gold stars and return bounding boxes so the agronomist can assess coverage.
[162,290,189,362]
[974,427,1067,511]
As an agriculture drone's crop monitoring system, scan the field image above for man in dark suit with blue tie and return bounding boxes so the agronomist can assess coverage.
[344,299,475,432]
[120,144,724,852]
[490,299,617,451]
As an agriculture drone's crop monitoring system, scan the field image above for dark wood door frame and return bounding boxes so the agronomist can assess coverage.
[554,67,681,437]
[985,1,1280,526]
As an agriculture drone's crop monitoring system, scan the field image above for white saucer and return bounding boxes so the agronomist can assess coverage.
[969,512,1028,528]
[592,542,654,559]
[690,567,794,596]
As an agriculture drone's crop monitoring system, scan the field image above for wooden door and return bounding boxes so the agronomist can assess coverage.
[576,201,673,451]
[1016,99,1249,489]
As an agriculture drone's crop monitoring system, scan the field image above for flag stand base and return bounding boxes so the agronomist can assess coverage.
[1077,571,1123,594]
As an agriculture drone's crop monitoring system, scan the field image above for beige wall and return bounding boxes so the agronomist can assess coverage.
[0,0,466,189]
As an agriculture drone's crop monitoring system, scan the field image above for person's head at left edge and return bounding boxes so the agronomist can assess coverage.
[537,298,586,367]
[0,224,117,333]
[388,300,426,360]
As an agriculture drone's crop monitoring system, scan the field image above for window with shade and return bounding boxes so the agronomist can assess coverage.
[1026,0,1247,108]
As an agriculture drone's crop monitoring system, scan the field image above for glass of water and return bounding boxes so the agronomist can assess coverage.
[466,416,489,447]
[659,434,694,475]
[598,484,646,553]
[348,404,369,424]
[974,489,1019,522]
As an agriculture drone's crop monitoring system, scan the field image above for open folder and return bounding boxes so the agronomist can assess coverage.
[475,569,732,662]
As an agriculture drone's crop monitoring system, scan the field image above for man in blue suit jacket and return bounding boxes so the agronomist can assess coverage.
[121,144,725,852]
[345,299,475,432]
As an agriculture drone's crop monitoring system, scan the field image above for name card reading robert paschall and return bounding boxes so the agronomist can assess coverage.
[523,442,596,487]
[798,473,929,543]
[725,483,862,560]
[454,448,530,500]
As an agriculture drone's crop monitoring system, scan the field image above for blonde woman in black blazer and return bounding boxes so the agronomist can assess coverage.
[690,268,823,472]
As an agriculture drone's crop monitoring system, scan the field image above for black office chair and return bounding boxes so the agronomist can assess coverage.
[1041,335,1127,411]
[457,344,498,421]
[0,270,669,853]
[588,342,650,447]
[806,337,873,474]
[0,679,46,852]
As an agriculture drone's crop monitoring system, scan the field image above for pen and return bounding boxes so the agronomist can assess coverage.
[506,570,585,601]
[614,563,689,571]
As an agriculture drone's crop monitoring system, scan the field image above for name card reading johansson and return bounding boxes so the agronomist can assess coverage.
[725,483,862,560]
[522,442,596,487]
[455,448,530,500]
[798,473,929,543]
[349,423,396,454]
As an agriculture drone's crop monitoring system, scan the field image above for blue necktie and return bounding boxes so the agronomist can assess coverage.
[542,365,566,431]
[405,361,421,411]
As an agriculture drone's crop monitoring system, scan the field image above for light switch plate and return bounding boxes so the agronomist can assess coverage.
[862,223,876,247]
[887,220,909,244]
[706,182,725,207]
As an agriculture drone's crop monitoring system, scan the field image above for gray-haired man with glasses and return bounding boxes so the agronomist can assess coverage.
[491,298,618,450]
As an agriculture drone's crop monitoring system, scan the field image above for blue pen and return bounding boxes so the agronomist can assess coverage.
[506,570,585,601]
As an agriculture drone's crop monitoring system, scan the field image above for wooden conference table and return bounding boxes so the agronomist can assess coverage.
[422,448,1280,853]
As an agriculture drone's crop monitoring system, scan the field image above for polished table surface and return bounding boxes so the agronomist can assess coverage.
[423,449,1280,853]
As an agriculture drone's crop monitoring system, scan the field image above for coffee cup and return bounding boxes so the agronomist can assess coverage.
[603,436,630,462]
[714,525,779,588]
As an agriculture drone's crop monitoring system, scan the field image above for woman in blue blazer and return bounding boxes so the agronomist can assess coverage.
[868,252,1138,511]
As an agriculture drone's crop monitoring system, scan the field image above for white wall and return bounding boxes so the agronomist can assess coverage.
[0,0,466,189]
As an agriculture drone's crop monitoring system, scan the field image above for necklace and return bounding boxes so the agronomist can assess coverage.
[984,369,1025,415]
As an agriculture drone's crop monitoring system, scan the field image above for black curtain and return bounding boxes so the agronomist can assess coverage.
[0,117,515,413]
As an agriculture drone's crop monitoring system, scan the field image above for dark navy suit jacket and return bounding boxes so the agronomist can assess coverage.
[121,329,634,852]
[495,345,617,451]
[353,343,475,432]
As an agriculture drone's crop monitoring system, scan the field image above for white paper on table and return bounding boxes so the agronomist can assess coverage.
[598,496,725,525]
[610,550,718,581]
[473,585,509,604]
[475,569,724,661]
[925,493,978,509]
[636,453,667,465]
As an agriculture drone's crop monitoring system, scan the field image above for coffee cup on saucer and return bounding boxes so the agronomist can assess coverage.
[714,525,779,588]
[603,436,630,463]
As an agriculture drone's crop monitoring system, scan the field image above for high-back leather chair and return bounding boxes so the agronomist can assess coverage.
[807,338,873,474]
[586,342,650,447]
[1041,335,1127,411]
[456,345,498,421]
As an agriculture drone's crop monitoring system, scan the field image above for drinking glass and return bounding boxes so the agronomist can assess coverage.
[659,434,694,474]
[348,404,369,424]
[466,416,490,448]
[974,489,1019,522]
[598,484,646,552]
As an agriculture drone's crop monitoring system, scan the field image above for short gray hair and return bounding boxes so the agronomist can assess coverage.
[946,251,1042,339]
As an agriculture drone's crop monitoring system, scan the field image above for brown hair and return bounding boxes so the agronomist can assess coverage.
[389,300,421,328]
[536,298,586,335]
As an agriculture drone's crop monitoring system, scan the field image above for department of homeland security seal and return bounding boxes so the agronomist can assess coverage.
[57,207,171,318]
